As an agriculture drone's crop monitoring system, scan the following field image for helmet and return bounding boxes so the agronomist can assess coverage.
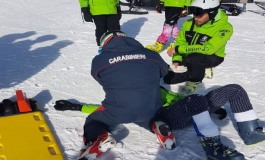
[100,31,127,46]
[190,0,219,10]
[189,0,220,20]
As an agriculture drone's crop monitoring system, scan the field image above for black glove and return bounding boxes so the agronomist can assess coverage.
[212,108,227,120]
[81,7,93,22]
[156,1,164,13]
[163,71,179,84]
[54,100,82,111]
[117,6,122,20]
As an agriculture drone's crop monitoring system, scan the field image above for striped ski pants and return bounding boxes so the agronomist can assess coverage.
[157,84,253,130]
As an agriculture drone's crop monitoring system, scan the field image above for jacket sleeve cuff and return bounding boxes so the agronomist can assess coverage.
[174,46,179,54]
[172,60,181,63]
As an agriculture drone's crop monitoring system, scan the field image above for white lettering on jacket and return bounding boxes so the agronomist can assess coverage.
[109,54,146,64]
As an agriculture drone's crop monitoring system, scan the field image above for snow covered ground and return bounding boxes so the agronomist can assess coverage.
[1,0,265,159]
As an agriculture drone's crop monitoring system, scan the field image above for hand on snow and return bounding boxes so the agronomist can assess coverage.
[54,100,82,111]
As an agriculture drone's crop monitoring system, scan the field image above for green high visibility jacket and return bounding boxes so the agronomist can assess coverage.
[172,10,233,63]
[80,87,183,114]
[160,0,192,7]
[79,0,119,15]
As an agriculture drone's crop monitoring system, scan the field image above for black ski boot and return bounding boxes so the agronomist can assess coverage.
[237,119,265,145]
[199,136,245,160]
[0,102,5,116]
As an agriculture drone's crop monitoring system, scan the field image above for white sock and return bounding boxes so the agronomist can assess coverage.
[193,111,219,137]
[234,109,258,122]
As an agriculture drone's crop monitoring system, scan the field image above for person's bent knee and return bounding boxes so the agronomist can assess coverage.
[185,94,208,115]
[83,119,109,144]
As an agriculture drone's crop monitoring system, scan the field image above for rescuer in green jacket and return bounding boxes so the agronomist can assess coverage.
[164,0,233,95]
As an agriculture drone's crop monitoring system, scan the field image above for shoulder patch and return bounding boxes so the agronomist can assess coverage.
[219,29,230,37]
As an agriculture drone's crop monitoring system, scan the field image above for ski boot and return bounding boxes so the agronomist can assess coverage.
[146,42,164,53]
[78,132,116,160]
[237,119,265,145]
[199,136,245,160]
[180,81,200,96]
[205,68,213,79]
[0,99,19,115]
[152,121,176,150]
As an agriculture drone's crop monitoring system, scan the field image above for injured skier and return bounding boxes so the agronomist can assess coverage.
[55,83,265,160]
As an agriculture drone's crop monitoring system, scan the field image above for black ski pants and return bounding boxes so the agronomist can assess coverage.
[164,7,184,25]
[166,53,224,83]
[93,14,120,46]
[156,84,253,130]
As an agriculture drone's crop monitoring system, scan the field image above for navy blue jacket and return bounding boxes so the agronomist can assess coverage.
[90,36,169,125]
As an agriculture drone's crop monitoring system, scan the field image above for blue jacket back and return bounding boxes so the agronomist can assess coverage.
[91,36,169,124]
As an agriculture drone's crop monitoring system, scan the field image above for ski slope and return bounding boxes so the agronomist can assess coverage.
[0,0,265,159]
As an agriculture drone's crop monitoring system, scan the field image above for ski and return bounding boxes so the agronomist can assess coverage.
[121,9,148,14]
[220,4,242,16]
[255,1,265,10]
[247,10,265,16]
[120,1,131,6]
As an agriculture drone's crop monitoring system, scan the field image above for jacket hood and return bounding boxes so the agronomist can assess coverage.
[101,36,144,53]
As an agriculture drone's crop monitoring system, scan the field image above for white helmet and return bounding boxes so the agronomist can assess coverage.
[190,0,220,10]
[189,0,220,20]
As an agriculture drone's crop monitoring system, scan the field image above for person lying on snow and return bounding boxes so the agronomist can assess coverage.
[55,83,265,160]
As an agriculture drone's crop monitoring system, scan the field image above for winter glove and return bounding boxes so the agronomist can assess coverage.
[117,6,122,20]
[156,1,164,13]
[0,99,19,115]
[81,7,93,22]
[163,71,179,84]
[54,100,82,111]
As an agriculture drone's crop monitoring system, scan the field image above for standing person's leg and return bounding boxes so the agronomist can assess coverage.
[205,84,265,145]
[93,15,107,46]
[156,7,178,44]
[168,7,183,40]
[106,14,120,31]
[171,23,179,40]
[156,23,173,44]
[146,7,176,53]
